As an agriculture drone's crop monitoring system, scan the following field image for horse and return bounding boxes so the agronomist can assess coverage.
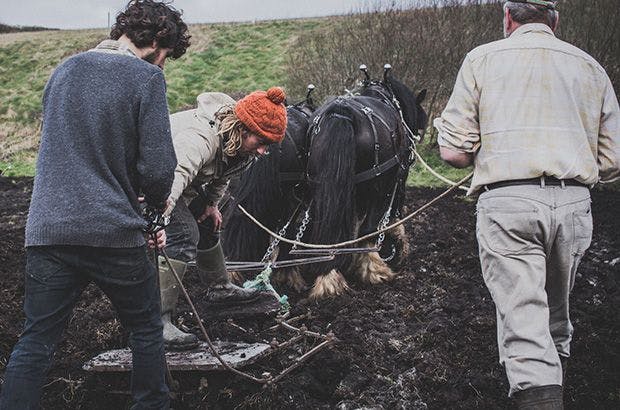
[221,86,317,285]
[300,65,427,299]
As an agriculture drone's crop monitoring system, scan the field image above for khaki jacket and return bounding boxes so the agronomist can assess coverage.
[166,92,253,214]
[434,24,620,194]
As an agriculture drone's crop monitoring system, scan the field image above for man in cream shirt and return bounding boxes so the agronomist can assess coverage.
[434,0,619,408]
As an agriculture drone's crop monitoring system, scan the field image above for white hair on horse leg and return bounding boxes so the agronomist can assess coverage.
[309,269,350,299]
[228,270,245,285]
[354,243,397,284]
[388,221,410,265]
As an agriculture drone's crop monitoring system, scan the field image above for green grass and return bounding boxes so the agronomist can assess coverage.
[0,21,326,174]
[0,29,107,170]
[164,20,323,112]
[407,139,473,189]
[0,151,37,177]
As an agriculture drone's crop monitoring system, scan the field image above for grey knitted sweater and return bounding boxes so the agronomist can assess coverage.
[25,47,177,248]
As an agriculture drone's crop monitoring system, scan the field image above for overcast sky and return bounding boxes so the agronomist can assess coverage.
[1,0,416,30]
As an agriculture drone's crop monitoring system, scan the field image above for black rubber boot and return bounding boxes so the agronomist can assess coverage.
[514,385,563,410]
[196,241,280,320]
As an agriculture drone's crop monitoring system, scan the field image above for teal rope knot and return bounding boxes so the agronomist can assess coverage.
[243,266,290,312]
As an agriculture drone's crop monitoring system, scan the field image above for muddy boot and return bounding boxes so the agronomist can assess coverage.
[159,257,199,350]
[196,241,280,320]
[514,385,563,410]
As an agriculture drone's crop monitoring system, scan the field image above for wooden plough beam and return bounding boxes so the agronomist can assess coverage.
[83,312,337,387]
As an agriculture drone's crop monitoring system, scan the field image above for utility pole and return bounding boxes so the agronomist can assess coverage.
[107,11,110,30]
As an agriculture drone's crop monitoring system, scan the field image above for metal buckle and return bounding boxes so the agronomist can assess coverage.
[361,106,373,115]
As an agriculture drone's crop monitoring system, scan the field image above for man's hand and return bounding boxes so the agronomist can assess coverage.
[147,229,167,250]
[197,205,222,232]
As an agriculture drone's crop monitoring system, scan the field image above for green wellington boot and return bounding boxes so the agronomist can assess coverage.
[159,256,199,350]
[195,241,280,320]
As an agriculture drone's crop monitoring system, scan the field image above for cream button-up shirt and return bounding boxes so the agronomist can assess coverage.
[434,23,620,195]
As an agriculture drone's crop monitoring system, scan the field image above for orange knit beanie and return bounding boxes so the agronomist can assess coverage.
[235,87,287,143]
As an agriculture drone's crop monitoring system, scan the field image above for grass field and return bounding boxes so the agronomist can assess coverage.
[0,19,325,177]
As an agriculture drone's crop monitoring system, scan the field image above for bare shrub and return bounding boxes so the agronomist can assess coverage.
[558,0,620,94]
[285,0,620,143]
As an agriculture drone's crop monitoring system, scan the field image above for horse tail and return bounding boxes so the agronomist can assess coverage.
[222,151,282,262]
[305,102,357,274]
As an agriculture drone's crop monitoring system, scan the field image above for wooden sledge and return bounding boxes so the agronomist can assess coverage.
[83,341,271,372]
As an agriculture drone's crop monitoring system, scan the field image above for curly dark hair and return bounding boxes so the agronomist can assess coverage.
[110,0,191,59]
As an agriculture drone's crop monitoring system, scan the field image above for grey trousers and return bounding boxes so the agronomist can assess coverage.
[476,184,592,396]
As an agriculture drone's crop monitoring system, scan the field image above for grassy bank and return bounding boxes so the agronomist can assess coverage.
[0,20,323,176]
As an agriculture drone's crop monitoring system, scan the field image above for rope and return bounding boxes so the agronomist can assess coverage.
[413,149,471,192]
[238,171,473,249]
[243,267,290,312]
[158,249,266,384]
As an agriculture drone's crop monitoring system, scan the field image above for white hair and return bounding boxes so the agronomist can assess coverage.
[504,1,559,28]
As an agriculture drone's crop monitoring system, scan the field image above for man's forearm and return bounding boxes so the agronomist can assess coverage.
[439,146,474,168]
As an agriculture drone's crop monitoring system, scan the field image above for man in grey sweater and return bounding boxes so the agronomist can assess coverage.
[0,1,190,409]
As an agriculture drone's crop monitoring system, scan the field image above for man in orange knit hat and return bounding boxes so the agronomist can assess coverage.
[159,87,287,350]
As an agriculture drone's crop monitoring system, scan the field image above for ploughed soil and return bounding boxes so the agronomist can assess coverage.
[1,175,618,409]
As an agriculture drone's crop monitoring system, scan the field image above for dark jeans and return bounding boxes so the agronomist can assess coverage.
[0,245,169,410]
[165,199,219,263]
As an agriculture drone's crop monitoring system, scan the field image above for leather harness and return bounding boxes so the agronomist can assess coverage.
[308,86,415,185]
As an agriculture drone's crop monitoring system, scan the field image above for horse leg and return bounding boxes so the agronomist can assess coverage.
[308,269,350,299]
[381,221,410,268]
[352,186,398,284]
[272,266,308,293]
[350,240,397,284]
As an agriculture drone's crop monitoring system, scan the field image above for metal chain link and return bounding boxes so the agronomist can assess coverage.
[376,181,400,248]
[261,221,292,263]
[375,206,391,248]
[291,203,312,251]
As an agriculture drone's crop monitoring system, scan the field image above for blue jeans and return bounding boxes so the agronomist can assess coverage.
[0,245,169,410]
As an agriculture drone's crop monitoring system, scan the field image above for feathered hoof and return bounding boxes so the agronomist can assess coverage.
[272,266,309,292]
[228,270,245,285]
[356,250,397,284]
[308,269,350,299]
[381,222,409,267]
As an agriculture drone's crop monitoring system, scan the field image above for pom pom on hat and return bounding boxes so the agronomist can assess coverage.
[266,87,286,105]
[235,87,287,143]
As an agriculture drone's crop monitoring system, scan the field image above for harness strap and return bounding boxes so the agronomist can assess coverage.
[308,98,406,185]
[283,128,305,165]
[345,99,400,181]
[353,155,400,184]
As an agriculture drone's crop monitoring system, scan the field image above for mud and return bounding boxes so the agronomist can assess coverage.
[0,176,618,409]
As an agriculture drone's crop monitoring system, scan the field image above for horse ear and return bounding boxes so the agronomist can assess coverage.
[416,89,427,104]
[383,64,392,83]
[359,64,370,82]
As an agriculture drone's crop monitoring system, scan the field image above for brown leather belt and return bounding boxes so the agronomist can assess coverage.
[485,176,588,191]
